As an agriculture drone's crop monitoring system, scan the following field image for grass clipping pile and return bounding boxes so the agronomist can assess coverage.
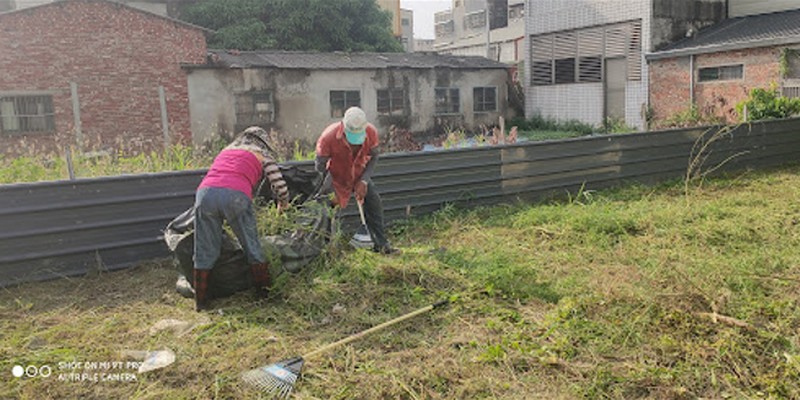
[2,165,800,399]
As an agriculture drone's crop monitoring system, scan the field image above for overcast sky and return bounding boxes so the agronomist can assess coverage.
[400,0,451,40]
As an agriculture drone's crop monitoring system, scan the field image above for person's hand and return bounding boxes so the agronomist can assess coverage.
[354,180,368,203]
[277,200,290,213]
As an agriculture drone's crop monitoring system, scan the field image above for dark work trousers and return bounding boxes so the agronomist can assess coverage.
[321,175,389,248]
[361,179,388,248]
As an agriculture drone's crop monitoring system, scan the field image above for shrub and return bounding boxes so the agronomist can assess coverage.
[735,86,800,122]
[508,115,594,135]
[658,104,724,129]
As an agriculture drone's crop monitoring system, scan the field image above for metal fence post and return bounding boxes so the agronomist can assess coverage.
[70,82,83,152]
[159,85,169,150]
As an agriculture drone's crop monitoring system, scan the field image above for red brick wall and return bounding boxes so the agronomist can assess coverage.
[648,56,692,122]
[650,46,783,125]
[0,0,207,156]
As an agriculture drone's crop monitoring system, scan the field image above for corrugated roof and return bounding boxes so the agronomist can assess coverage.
[202,50,509,70]
[649,8,800,59]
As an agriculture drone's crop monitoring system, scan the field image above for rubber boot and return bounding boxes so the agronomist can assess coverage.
[193,268,211,311]
[250,262,271,298]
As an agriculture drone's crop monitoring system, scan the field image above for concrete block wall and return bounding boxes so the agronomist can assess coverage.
[0,0,207,156]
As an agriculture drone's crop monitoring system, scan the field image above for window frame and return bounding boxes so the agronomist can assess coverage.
[698,64,744,83]
[377,88,406,116]
[0,93,56,135]
[473,86,497,113]
[434,87,460,115]
[329,90,361,118]
[786,48,800,79]
[235,91,274,127]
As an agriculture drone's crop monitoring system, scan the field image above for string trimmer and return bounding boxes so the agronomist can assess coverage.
[241,299,449,398]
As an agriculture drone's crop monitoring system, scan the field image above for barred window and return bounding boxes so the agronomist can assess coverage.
[377,89,406,115]
[473,87,497,112]
[698,65,743,82]
[330,90,361,118]
[435,88,460,114]
[235,91,274,127]
[0,95,55,134]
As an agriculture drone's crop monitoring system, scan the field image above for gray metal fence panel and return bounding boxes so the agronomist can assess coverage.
[1,118,799,286]
[0,171,204,285]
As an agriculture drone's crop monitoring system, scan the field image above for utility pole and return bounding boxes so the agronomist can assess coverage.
[485,0,491,59]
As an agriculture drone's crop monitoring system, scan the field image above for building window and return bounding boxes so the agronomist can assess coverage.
[509,4,524,20]
[698,65,743,82]
[473,87,497,112]
[578,56,603,82]
[377,89,405,116]
[530,20,642,86]
[235,91,274,127]
[0,95,55,134]
[555,58,576,84]
[435,88,460,114]
[464,10,486,30]
[784,49,800,79]
[402,18,410,26]
[436,20,455,38]
[330,90,361,118]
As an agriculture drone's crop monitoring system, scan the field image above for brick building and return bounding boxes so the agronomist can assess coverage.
[0,0,208,156]
[648,7,800,124]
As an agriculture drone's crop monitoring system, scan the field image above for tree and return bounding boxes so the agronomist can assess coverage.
[181,0,404,52]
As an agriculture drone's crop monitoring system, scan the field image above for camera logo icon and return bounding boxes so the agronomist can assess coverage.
[11,364,51,378]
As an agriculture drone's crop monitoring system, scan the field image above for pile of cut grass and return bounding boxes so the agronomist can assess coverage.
[1,165,799,399]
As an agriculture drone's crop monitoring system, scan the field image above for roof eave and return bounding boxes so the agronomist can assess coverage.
[647,35,800,60]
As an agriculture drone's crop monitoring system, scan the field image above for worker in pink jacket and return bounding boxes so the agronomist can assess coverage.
[193,127,289,311]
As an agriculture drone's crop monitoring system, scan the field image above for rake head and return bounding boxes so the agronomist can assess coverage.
[349,224,374,249]
[242,356,305,399]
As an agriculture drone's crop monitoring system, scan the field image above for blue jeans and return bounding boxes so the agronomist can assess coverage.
[194,187,263,270]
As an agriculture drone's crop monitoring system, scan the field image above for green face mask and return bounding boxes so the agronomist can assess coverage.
[345,129,366,145]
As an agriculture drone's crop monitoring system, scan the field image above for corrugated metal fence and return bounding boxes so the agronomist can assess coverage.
[2,118,799,286]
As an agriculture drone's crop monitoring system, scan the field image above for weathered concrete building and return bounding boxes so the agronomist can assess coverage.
[524,0,726,130]
[648,1,800,124]
[184,50,510,145]
[0,0,207,156]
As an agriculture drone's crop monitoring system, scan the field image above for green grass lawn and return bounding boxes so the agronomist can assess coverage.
[2,165,800,399]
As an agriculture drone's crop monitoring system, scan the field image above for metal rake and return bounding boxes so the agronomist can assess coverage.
[241,299,449,398]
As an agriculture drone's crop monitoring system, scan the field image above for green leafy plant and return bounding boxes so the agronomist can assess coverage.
[181,0,404,52]
[735,86,800,122]
[509,115,595,135]
[659,104,724,128]
[602,117,637,134]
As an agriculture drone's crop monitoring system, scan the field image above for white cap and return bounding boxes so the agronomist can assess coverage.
[343,107,367,133]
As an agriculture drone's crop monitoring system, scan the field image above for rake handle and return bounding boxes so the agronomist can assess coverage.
[356,200,367,226]
[302,300,448,360]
